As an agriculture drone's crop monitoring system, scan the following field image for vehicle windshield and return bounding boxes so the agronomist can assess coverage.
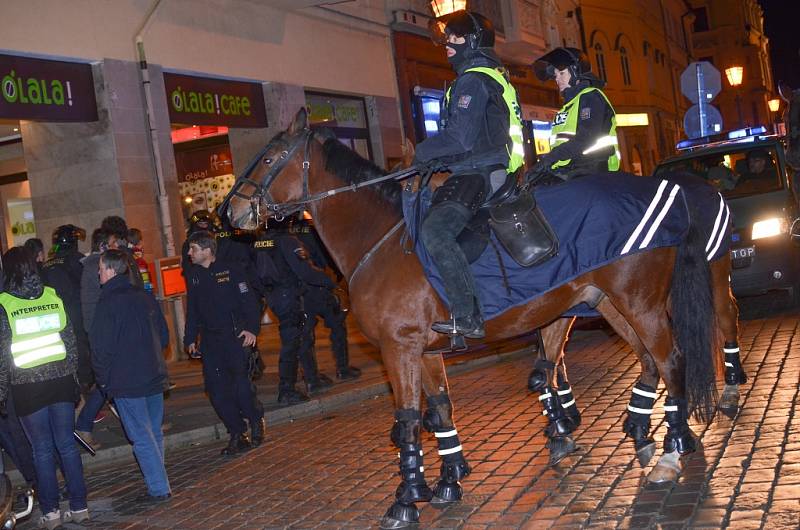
[656,145,783,199]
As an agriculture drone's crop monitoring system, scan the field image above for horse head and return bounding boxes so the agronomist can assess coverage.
[224,108,313,230]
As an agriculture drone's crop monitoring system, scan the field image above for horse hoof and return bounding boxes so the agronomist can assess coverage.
[380,502,420,529]
[636,441,657,467]
[547,436,578,466]
[431,481,463,508]
[647,451,681,484]
[718,385,740,413]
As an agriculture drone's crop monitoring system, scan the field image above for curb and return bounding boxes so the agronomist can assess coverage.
[8,347,531,483]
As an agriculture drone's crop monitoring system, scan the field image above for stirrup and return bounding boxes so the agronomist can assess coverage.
[424,334,467,355]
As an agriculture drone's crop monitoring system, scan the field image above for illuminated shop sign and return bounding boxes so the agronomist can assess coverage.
[0,53,97,122]
[163,72,267,128]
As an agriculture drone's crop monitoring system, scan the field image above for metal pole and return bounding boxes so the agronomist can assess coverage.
[696,63,707,136]
[135,0,186,357]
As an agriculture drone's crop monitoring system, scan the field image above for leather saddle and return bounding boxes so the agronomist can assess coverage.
[456,172,559,267]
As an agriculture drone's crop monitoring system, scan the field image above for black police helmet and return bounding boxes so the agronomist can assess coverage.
[430,11,495,50]
[533,47,594,86]
[52,224,86,247]
[189,210,214,226]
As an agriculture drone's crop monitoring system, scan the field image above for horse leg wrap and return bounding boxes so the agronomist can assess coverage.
[556,371,580,428]
[623,382,656,450]
[423,394,470,503]
[663,397,696,455]
[528,358,555,393]
[723,342,747,385]
[395,443,434,504]
[539,385,575,437]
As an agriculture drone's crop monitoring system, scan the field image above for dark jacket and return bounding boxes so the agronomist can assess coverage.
[414,53,511,174]
[81,250,143,333]
[0,274,78,404]
[89,274,169,399]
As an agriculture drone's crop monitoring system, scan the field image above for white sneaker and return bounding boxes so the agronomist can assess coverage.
[39,510,61,530]
[62,508,90,524]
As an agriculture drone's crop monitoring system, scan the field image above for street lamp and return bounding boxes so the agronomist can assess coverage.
[430,0,467,17]
[768,97,781,134]
[725,66,744,128]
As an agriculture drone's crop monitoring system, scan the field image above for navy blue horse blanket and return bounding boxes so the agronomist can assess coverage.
[403,172,730,320]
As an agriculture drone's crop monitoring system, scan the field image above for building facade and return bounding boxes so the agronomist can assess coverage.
[688,0,775,133]
[579,0,695,175]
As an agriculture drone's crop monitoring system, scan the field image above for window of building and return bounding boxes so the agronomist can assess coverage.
[620,47,632,85]
[692,7,709,32]
[594,42,607,82]
[305,92,373,160]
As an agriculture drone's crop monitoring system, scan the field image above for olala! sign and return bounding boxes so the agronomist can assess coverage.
[0,54,97,122]
[163,72,267,128]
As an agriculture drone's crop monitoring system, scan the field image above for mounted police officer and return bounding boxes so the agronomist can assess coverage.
[414,10,524,339]
[184,230,265,455]
[252,225,332,404]
[528,47,620,183]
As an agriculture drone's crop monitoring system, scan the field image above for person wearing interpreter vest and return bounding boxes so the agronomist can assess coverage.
[0,247,88,529]
[528,47,620,184]
[414,10,523,339]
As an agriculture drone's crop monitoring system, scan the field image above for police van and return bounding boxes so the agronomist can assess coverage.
[655,126,800,301]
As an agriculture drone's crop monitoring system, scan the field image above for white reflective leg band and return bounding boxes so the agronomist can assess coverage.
[664,405,679,412]
[561,399,576,408]
[434,429,458,439]
[543,409,548,416]
[438,445,463,456]
[627,405,654,415]
[723,347,740,354]
[632,387,658,399]
[725,362,734,368]
[557,388,572,396]
[419,466,424,472]
[538,393,552,401]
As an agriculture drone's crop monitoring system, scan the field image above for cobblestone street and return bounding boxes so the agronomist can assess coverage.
[17,310,800,529]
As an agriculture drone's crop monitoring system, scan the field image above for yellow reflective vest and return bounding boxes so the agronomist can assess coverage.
[446,67,525,173]
[549,87,620,171]
[0,287,67,369]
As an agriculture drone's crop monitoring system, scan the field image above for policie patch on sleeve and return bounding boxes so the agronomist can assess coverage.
[457,95,472,109]
[580,107,591,120]
[238,282,249,293]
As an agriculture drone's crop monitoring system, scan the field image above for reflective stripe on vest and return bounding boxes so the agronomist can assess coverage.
[549,87,620,171]
[446,67,525,173]
[0,287,67,369]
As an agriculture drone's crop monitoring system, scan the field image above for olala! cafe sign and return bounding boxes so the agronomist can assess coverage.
[163,72,267,128]
[0,53,98,122]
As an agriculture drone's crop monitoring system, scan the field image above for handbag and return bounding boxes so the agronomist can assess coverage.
[488,191,559,267]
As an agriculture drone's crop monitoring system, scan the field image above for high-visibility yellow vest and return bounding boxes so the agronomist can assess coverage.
[0,287,67,369]
[446,67,525,173]
[549,87,620,171]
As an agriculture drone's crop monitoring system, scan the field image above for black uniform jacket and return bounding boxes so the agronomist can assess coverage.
[184,259,260,350]
[414,55,511,174]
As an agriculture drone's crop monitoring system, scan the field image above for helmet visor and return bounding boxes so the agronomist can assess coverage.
[428,18,449,46]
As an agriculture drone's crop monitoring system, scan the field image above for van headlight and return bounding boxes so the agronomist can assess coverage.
[751,217,788,240]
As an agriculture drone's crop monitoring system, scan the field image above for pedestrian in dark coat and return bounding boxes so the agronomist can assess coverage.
[90,249,171,502]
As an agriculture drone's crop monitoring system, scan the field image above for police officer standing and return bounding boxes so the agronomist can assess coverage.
[414,11,524,339]
[253,226,333,403]
[41,225,92,389]
[184,230,265,455]
[529,47,619,182]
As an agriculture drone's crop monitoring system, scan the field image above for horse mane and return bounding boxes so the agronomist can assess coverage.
[318,130,403,213]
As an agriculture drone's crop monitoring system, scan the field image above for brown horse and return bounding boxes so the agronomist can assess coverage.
[224,109,720,529]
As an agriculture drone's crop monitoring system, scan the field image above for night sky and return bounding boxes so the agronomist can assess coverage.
[758,0,800,89]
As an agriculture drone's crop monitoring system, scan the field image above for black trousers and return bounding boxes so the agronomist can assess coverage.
[420,173,487,319]
[267,287,318,390]
[202,334,264,436]
[301,287,349,370]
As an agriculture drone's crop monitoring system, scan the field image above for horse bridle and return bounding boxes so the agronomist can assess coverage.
[220,128,314,223]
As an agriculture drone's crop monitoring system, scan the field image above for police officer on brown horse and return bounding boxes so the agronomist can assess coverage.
[415,11,524,340]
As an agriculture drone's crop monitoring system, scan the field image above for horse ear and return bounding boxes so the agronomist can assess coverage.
[401,137,415,167]
[289,108,309,134]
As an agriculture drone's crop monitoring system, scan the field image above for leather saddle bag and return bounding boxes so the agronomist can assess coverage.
[488,191,558,267]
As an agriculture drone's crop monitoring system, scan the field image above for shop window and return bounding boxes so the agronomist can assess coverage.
[594,43,607,83]
[620,47,632,86]
[306,92,373,161]
[692,7,709,32]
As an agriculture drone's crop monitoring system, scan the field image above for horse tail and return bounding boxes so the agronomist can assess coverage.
[670,203,718,423]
